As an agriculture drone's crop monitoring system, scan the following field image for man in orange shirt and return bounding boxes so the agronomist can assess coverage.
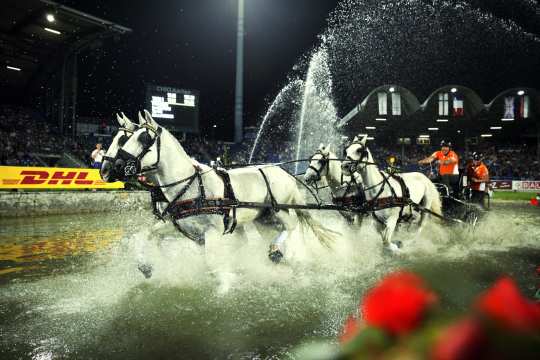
[418,140,460,196]
[467,152,489,208]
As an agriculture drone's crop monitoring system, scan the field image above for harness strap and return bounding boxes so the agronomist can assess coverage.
[258,168,279,212]
[162,168,199,216]
[215,168,238,234]
[172,219,205,245]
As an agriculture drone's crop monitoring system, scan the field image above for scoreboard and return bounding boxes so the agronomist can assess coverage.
[145,84,200,133]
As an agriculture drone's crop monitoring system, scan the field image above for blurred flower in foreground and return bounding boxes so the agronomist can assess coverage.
[431,318,486,360]
[361,271,438,336]
[336,271,540,360]
[476,276,540,333]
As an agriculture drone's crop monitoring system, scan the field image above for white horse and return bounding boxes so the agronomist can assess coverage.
[341,135,442,252]
[110,110,337,265]
[100,112,139,183]
[304,144,364,226]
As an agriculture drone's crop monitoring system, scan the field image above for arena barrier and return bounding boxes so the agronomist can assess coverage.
[0,191,149,217]
[491,180,540,192]
[0,166,123,190]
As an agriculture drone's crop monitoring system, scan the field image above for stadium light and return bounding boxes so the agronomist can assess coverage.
[428,127,439,131]
[367,137,375,140]
[517,90,525,96]
[490,126,502,130]
[457,130,461,133]
[450,87,457,93]
[366,126,376,130]
[436,119,448,122]
[501,118,514,122]
[375,118,387,121]
[44,27,61,35]
[46,13,55,22]
[6,65,21,71]
[481,134,493,138]
[419,134,430,138]
[213,124,217,128]
[389,87,395,93]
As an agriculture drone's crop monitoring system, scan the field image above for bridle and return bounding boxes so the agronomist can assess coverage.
[101,127,135,164]
[307,151,330,183]
[116,124,163,178]
[343,141,373,174]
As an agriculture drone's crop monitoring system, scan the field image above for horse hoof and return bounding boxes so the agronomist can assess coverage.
[382,243,401,256]
[138,263,153,279]
[268,250,284,264]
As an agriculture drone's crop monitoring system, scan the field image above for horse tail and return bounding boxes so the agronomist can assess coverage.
[426,179,443,217]
[295,210,339,248]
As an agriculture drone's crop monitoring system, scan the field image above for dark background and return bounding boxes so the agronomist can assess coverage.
[54,0,539,140]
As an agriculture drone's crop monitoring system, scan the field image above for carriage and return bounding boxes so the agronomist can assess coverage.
[433,183,485,228]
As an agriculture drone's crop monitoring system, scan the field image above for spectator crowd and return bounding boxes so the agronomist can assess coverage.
[1,105,539,180]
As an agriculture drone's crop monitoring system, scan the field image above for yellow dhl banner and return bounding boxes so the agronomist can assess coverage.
[0,166,124,189]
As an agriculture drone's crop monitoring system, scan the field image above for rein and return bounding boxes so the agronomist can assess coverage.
[343,142,415,222]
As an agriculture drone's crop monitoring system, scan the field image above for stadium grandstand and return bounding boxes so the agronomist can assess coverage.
[338,85,540,180]
[1,1,539,183]
[0,0,131,167]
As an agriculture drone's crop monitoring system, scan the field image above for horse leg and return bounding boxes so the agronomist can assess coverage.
[268,210,297,263]
[374,211,400,254]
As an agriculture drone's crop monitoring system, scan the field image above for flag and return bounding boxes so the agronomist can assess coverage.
[453,96,464,117]
[504,97,515,119]
[518,96,530,118]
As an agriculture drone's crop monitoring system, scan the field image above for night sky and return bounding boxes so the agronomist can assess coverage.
[55,0,539,140]
[56,0,339,139]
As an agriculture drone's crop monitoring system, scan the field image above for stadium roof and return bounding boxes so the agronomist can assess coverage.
[337,85,540,144]
[0,0,131,100]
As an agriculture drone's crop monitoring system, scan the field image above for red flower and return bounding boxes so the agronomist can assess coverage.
[476,277,540,333]
[530,198,539,206]
[431,318,487,360]
[361,271,438,336]
[340,314,361,344]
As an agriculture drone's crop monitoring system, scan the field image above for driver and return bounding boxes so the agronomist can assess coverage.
[418,140,460,195]
[467,152,489,208]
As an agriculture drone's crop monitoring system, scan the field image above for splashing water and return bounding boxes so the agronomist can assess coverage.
[325,0,540,112]
[248,80,303,164]
[1,205,539,359]
[294,46,339,174]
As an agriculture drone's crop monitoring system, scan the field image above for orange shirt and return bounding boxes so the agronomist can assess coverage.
[468,163,489,191]
[432,150,459,175]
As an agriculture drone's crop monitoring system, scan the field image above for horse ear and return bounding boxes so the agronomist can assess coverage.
[327,143,333,153]
[360,135,368,145]
[138,111,145,126]
[121,112,135,131]
[143,109,159,129]
[121,112,130,123]
[353,136,359,142]
[116,113,125,127]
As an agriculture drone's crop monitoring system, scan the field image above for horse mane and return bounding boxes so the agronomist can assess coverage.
[160,127,192,163]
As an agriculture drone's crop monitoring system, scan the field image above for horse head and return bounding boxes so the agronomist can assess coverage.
[100,112,138,182]
[114,110,163,181]
[304,143,333,185]
[341,134,369,175]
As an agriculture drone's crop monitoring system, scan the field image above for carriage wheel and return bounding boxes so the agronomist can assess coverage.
[464,209,479,230]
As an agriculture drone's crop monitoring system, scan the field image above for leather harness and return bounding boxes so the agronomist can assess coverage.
[143,166,283,244]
